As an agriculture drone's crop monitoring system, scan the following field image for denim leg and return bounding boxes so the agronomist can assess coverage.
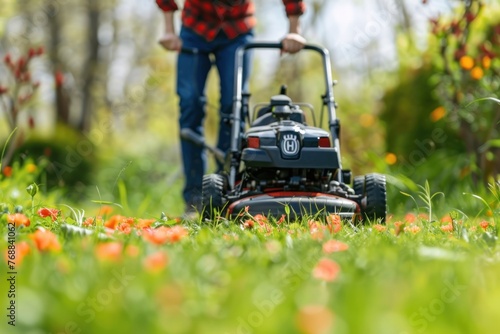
[214,32,254,170]
[177,28,213,206]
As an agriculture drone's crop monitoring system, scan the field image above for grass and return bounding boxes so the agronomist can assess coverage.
[1,158,499,334]
[0,147,500,334]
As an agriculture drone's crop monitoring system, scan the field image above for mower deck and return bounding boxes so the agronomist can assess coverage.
[226,191,360,220]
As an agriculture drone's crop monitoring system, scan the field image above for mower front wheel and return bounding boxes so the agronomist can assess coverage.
[201,174,227,221]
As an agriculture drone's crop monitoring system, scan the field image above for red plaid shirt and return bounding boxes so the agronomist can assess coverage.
[156,0,305,41]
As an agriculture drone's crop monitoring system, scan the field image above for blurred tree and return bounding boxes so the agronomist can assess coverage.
[381,0,499,186]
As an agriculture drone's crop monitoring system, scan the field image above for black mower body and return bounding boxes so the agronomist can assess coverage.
[196,43,387,223]
[242,120,340,170]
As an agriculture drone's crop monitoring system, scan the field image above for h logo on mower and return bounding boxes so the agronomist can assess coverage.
[281,134,300,156]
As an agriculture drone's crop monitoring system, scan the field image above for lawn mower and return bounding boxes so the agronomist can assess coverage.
[181,42,387,223]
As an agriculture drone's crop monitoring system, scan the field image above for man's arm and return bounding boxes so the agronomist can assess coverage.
[156,1,182,51]
[281,1,306,54]
[282,15,306,54]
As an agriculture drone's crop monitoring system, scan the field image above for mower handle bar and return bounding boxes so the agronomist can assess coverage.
[180,42,325,55]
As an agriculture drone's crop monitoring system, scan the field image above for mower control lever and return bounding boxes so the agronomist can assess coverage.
[180,128,226,164]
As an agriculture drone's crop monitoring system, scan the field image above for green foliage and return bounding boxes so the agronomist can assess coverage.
[11,124,95,198]
[380,64,462,156]
[401,180,444,221]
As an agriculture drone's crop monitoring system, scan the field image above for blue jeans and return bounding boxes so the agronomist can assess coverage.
[177,27,253,208]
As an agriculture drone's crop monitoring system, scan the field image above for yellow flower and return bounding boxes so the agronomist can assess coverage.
[385,153,397,165]
[359,114,375,128]
[430,106,446,122]
[470,66,484,80]
[26,163,37,173]
[459,55,474,70]
[482,56,491,70]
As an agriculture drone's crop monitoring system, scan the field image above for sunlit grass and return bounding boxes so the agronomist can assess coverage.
[1,159,499,334]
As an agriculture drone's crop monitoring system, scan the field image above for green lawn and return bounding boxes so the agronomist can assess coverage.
[1,184,499,334]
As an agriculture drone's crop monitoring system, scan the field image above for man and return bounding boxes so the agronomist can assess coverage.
[156,0,306,216]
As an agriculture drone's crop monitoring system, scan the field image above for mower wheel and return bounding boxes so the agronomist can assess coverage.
[201,174,227,220]
[363,173,387,223]
[353,175,365,196]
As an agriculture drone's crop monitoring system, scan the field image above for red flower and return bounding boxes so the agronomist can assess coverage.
[166,225,188,242]
[322,239,349,253]
[276,214,286,225]
[404,213,416,223]
[83,217,99,227]
[104,215,126,229]
[30,229,61,252]
[440,215,453,224]
[144,251,169,273]
[253,214,268,226]
[136,218,156,229]
[142,225,188,245]
[117,222,132,234]
[440,222,453,233]
[308,220,327,240]
[404,224,421,234]
[7,213,30,227]
[243,219,254,229]
[95,242,123,262]
[373,224,386,232]
[0,86,8,95]
[296,305,335,334]
[37,207,59,221]
[326,214,342,233]
[479,221,489,230]
[312,258,340,282]
[2,166,12,177]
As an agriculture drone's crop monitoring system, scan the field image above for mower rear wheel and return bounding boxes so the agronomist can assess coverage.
[363,173,387,223]
[201,174,227,221]
[353,175,365,196]
[354,173,387,223]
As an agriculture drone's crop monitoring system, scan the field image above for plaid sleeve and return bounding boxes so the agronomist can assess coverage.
[156,0,179,11]
[282,0,305,16]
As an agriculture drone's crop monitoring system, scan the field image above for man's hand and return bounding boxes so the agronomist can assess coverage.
[281,33,306,54]
[158,33,182,51]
